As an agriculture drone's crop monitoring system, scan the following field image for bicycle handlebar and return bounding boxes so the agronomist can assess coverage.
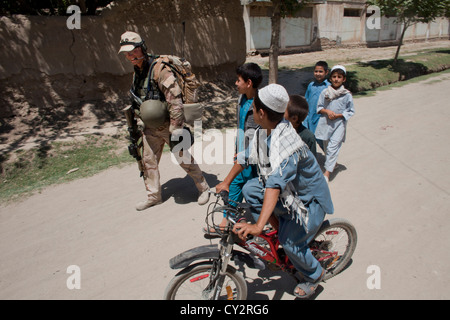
[208,190,230,203]
[208,190,248,225]
[206,190,255,240]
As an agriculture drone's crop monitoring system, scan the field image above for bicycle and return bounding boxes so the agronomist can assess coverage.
[163,191,357,300]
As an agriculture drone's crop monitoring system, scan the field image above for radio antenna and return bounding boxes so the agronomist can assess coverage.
[182,21,186,58]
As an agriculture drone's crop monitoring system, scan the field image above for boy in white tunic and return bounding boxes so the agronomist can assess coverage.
[315,65,355,182]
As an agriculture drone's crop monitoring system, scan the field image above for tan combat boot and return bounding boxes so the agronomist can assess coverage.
[197,188,210,206]
[135,199,162,211]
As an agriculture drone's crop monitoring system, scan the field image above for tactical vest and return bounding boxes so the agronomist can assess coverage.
[131,55,165,103]
[130,55,169,129]
[130,54,203,127]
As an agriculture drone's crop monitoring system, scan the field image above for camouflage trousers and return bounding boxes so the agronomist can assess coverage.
[142,125,209,202]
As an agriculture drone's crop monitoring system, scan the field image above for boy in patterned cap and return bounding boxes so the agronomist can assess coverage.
[216,84,334,299]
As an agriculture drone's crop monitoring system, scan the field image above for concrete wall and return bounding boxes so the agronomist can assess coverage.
[282,16,312,47]
[244,5,312,51]
[314,3,341,46]
[0,0,246,121]
[403,18,450,41]
[242,0,450,53]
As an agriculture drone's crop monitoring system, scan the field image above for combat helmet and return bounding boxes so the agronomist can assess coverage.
[139,99,169,128]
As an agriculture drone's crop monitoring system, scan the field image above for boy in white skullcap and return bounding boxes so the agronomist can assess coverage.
[315,65,355,182]
[216,84,334,299]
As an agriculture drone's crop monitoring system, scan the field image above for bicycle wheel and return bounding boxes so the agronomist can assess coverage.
[163,261,247,300]
[310,218,357,281]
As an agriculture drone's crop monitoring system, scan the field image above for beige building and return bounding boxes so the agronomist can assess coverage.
[241,0,450,54]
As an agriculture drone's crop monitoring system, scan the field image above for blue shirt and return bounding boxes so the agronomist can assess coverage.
[237,95,254,153]
[304,79,331,134]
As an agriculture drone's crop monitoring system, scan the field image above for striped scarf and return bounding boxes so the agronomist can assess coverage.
[248,120,311,231]
[324,85,350,101]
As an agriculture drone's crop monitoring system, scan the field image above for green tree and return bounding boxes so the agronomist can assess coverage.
[0,0,112,15]
[268,0,309,84]
[368,0,448,66]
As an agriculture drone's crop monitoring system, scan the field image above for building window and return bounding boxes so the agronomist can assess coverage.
[344,8,361,17]
[291,7,313,19]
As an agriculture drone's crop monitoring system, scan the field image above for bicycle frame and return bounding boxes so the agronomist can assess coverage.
[166,192,355,299]
[235,229,294,272]
[213,204,343,277]
[175,193,297,276]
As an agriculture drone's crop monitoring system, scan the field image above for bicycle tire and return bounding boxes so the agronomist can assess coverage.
[163,261,248,300]
[310,218,357,281]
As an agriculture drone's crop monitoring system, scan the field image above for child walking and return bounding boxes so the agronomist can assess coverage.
[315,65,355,182]
[304,61,330,135]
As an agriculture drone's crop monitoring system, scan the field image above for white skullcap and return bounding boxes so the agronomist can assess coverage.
[258,84,289,113]
[331,65,347,75]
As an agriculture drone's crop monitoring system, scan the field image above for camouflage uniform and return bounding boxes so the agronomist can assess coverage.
[133,58,209,204]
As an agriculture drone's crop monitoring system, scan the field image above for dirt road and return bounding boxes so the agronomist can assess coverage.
[1,70,450,300]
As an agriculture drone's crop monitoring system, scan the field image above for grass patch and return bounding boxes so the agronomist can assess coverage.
[289,48,450,95]
[0,134,134,203]
[344,49,450,94]
[367,67,450,92]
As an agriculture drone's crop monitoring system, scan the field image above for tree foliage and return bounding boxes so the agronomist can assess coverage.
[0,0,114,15]
[367,0,449,64]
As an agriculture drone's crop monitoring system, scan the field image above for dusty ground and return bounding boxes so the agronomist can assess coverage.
[0,40,449,302]
[248,39,450,68]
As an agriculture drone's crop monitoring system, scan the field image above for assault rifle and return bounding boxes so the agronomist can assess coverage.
[123,90,145,178]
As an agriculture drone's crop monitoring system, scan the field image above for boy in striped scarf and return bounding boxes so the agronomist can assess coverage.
[216,84,334,299]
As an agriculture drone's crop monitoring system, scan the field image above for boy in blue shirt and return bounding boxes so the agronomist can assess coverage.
[232,63,262,203]
[204,63,262,233]
[304,61,330,137]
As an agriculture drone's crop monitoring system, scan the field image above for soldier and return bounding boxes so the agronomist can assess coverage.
[118,31,210,211]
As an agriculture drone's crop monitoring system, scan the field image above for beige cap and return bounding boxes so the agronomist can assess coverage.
[258,84,289,113]
[118,31,143,54]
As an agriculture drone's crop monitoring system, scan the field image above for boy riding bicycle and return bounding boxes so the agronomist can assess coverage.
[215,84,334,299]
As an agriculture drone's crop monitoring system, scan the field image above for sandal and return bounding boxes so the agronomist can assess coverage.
[202,227,221,236]
[293,269,325,299]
